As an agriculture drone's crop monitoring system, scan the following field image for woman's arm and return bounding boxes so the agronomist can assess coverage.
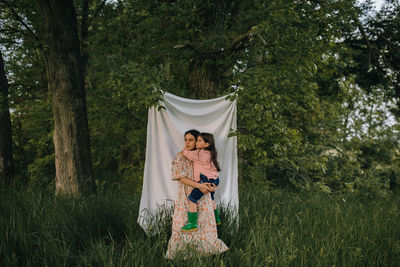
[179,177,210,194]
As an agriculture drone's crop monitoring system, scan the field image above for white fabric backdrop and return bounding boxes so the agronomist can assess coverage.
[138,92,238,232]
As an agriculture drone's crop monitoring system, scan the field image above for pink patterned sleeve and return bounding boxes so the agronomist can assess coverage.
[171,154,187,180]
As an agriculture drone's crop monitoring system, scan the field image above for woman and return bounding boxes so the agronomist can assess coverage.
[165,129,228,259]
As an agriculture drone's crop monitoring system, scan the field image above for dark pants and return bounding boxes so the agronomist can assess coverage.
[188,174,219,204]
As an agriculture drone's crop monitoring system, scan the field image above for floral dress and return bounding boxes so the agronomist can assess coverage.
[165,154,229,259]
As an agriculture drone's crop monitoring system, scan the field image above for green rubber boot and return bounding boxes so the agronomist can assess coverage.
[181,212,198,231]
[214,209,221,226]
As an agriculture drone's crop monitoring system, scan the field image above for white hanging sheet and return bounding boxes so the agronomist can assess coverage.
[138,92,238,232]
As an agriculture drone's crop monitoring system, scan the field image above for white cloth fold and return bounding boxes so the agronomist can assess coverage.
[138,92,238,232]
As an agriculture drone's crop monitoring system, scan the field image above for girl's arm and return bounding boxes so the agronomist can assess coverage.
[182,149,209,162]
[179,177,210,194]
[182,149,200,161]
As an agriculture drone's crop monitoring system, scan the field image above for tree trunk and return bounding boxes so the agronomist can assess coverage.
[0,50,14,184]
[39,0,95,195]
[188,56,220,99]
[188,1,232,99]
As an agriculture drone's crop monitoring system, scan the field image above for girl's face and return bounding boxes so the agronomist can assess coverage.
[184,133,196,150]
[196,136,209,149]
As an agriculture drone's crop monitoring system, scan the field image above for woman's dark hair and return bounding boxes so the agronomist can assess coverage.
[184,129,200,140]
[200,132,221,172]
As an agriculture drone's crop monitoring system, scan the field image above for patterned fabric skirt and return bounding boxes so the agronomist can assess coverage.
[165,183,228,259]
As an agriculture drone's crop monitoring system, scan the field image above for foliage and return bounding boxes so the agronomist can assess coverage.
[88,61,164,189]
[0,0,399,196]
[344,1,400,111]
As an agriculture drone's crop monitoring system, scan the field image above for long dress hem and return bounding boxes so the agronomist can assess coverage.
[165,154,228,259]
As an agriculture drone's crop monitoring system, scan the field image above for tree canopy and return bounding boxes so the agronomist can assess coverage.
[0,0,399,196]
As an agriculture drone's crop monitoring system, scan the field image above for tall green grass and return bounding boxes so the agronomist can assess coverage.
[1,183,399,266]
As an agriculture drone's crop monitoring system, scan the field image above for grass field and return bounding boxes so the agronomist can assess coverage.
[1,182,399,266]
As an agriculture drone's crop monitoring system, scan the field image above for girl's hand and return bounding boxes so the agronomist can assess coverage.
[177,151,183,157]
[197,183,210,194]
[207,183,218,192]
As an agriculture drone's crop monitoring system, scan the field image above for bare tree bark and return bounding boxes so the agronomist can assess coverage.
[188,55,220,99]
[0,50,14,184]
[38,0,96,195]
[187,1,232,99]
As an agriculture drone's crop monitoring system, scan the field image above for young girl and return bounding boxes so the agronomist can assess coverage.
[181,132,221,232]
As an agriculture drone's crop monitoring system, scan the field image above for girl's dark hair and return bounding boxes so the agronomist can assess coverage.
[184,129,200,140]
[200,132,221,172]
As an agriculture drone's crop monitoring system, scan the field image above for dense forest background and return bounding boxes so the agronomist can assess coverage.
[1,0,400,266]
[0,0,400,196]
[1,0,399,197]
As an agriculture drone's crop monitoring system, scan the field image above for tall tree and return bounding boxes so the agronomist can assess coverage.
[0,50,14,184]
[37,0,96,195]
[1,0,108,192]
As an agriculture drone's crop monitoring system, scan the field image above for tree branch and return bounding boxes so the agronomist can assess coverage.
[80,0,90,74]
[81,0,89,42]
[357,23,373,66]
[79,0,107,75]
[228,26,267,52]
[356,19,400,77]
[3,3,39,41]
[366,27,400,52]
[256,33,267,46]
[87,0,108,29]
[228,29,254,51]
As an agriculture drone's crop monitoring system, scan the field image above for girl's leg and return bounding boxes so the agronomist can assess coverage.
[182,190,200,231]
[212,195,221,226]
[214,206,221,226]
[188,200,197,212]
[182,200,199,231]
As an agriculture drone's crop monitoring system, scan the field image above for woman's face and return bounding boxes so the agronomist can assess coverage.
[184,133,196,150]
